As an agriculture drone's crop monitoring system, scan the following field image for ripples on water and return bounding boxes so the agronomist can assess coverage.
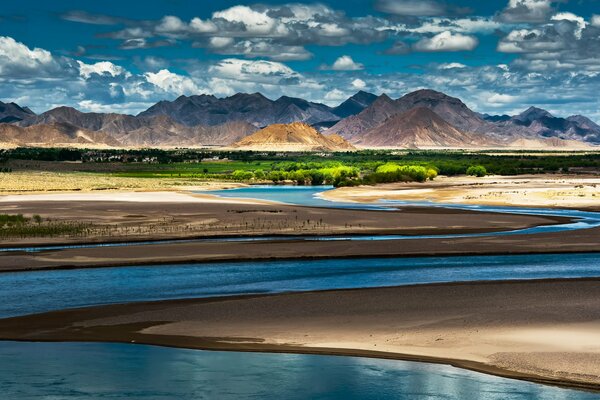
[1,342,597,400]
[2,253,600,318]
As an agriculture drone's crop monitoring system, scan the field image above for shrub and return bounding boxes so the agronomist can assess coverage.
[466,165,487,177]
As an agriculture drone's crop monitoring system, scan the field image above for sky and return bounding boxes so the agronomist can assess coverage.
[1,0,600,121]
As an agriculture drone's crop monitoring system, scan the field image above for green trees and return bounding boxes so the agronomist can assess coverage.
[362,163,438,184]
[466,165,487,177]
[231,170,254,180]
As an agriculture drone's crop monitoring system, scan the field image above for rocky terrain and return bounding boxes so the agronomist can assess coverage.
[0,89,598,149]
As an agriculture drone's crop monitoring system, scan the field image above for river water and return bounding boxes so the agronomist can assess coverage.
[1,185,599,399]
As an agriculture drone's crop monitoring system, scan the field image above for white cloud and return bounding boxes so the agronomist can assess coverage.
[375,0,446,16]
[592,15,600,27]
[487,93,518,104]
[324,55,364,71]
[209,37,234,48]
[439,63,467,69]
[77,61,130,79]
[551,12,587,39]
[144,69,201,94]
[0,36,68,78]
[318,23,349,37]
[99,4,388,61]
[156,16,187,34]
[352,78,366,89]
[324,88,346,102]
[501,0,554,22]
[414,31,478,52]
[190,18,218,33]
[212,5,279,35]
[210,58,299,82]
[397,17,502,35]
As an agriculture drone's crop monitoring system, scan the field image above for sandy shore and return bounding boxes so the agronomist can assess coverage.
[0,204,579,272]
[322,175,600,209]
[2,279,598,390]
[0,191,261,204]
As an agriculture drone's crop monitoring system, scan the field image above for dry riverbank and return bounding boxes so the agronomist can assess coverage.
[0,191,565,248]
[2,279,598,391]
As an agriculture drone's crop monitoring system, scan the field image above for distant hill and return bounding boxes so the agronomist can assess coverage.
[484,107,600,144]
[3,90,599,149]
[331,91,378,119]
[138,92,375,127]
[233,122,355,151]
[0,101,35,123]
[329,90,490,140]
[328,89,598,149]
[17,107,258,147]
[0,122,120,147]
[355,107,492,148]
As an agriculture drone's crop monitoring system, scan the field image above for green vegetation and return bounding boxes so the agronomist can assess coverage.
[363,163,438,184]
[466,165,487,177]
[2,147,600,187]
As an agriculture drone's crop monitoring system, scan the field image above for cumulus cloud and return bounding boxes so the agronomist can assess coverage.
[486,92,519,105]
[201,39,313,61]
[375,0,446,16]
[439,62,467,69]
[144,69,202,95]
[77,61,130,79]
[390,17,503,35]
[592,15,600,27]
[322,56,364,71]
[324,88,347,102]
[551,12,587,39]
[414,31,478,52]
[93,4,388,61]
[499,0,554,23]
[498,12,600,72]
[0,36,75,79]
[209,58,302,83]
[352,79,367,90]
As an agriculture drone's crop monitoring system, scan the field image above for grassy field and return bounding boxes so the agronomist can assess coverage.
[1,148,599,191]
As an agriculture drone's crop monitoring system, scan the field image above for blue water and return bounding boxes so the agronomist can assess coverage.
[3,185,600,399]
[1,341,597,400]
[208,184,381,208]
[2,253,600,319]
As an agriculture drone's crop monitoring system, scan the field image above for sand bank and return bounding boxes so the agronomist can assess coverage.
[0,191,261,204]
[0,199,576,271]
[321,175,600,209]
[0,195,565,249]
[2,279,598,390]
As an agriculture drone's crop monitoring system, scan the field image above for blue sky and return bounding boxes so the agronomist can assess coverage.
[1,0,600,121]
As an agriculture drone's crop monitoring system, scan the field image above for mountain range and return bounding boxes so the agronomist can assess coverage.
[326,90,598,149]
[0,101,35,124]
[0,90,598,149]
